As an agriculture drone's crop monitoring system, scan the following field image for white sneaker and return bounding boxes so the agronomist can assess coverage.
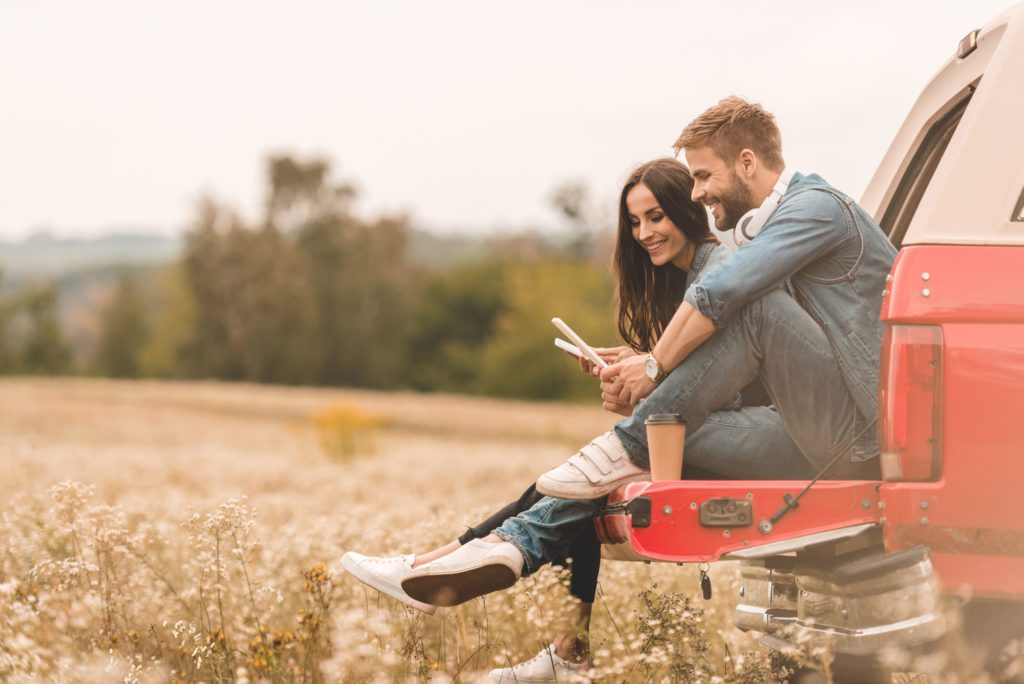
[340,552,437,615]
[536,431,649,499]
[400,539,523,607]
[489,644,587,683]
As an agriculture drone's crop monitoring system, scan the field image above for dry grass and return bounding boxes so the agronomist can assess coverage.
[0,378,979,682]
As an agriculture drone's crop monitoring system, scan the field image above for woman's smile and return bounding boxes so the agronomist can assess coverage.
[626,182,693,270]
[644,239,667,255]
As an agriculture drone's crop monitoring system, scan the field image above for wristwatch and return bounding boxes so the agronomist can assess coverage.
[643,353,666,383]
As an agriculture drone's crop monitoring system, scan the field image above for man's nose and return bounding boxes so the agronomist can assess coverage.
[691,184,705,203]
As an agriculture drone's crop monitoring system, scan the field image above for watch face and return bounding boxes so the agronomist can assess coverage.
[644,356,658,380]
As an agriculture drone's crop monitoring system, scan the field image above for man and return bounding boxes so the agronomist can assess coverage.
[400,96,898,607]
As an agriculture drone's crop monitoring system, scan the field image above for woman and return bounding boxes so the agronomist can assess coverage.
[342,158,784,683]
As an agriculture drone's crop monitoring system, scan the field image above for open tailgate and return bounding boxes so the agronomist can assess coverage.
[596,480,883,562]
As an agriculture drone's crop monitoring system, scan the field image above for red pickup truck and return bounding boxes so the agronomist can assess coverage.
[596,5,1024,681]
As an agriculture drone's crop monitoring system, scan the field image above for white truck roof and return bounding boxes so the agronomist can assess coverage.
[860,1,1024,246]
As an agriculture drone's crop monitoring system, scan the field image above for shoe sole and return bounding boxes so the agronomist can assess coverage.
[489,673,577,684]
[489,668,582,684]
[402,563,518,607]
[341,555,437,615]
[535,471,649,499]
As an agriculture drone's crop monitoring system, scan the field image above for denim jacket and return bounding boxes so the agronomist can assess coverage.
[683,173,897,459]
[687,240,731,290]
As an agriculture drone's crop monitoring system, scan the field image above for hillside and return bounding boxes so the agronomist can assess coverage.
[0,232,182,285]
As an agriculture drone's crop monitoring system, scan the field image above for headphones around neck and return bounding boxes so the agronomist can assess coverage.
[733,169,794,247]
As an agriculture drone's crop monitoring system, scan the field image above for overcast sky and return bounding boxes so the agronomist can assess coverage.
[1,1,1014,239]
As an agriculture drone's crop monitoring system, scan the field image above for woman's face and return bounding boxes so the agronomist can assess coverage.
[626,182,691,270]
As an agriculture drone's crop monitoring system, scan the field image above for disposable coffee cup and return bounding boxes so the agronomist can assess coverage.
[645,413,686,481]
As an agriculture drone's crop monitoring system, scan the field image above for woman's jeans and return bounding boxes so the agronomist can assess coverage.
[494,289,881,575]
[459,483,602,603]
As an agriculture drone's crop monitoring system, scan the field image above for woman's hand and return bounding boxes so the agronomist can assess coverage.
[600,354,658,406]
[578,346,637,376]
[599,376,634,416]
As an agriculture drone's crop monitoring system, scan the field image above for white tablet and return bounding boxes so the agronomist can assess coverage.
[551,318,608,369]
[554,337,583,359]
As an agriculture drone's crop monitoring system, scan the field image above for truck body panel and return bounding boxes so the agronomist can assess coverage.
[878,243,1024,598]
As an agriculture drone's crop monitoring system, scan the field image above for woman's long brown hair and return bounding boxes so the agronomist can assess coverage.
[615,158,716,352]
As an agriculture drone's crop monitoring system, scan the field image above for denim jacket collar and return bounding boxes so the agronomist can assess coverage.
[689,241,719,279]
[784,172,829,199]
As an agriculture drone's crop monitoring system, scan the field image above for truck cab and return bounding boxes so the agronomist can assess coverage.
[596,3,1024,679]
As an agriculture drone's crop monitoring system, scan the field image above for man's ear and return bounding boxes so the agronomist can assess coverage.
[736,149,758,178]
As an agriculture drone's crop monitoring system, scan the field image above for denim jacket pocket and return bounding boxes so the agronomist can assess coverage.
[847,406,879,462]
[850,426,879,462]
[843,328,875,364]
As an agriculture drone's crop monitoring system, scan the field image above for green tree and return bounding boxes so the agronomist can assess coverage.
[17,286,72,374]
[0,270,15,373]
[295,214,414,388]
[181,198,321,383]
[263,156,416,389]
[407,260,510,392]
[550,180,593,261]
[137,264,197,378]
[95,274,149,377]
[475,260,615,400]
[264,155,355,234]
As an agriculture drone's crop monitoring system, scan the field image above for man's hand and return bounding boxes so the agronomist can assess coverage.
[601,354,657,407]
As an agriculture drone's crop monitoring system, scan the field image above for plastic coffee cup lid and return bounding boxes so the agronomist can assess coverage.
[645,413,684,425]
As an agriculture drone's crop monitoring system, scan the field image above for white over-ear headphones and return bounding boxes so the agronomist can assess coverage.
[733,169,794,247]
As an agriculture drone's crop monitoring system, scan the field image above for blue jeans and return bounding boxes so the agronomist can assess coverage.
[493,289,879,575]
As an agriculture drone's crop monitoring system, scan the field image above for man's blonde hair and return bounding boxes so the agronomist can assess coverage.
[674,96,784,171]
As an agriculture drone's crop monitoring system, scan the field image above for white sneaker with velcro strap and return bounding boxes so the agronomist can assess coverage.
[535,430,649,499]
[488,643,587,682]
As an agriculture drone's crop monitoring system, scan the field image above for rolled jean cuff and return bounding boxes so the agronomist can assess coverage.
[492,530,536,576]
[614,424,651,469]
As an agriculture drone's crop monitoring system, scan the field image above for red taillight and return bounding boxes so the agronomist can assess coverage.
[879,325,943,480]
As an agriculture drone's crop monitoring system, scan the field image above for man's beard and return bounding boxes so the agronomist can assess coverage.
[716,170,757,231]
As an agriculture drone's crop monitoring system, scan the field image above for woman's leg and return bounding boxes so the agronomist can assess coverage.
[342,483,547,613]
[412,540,461,567]
[551,523,600,662]
[471,486,599,663]
[459,484,544,545]
[439,482,602,662]
[408,484,545,567]
[484,461,731,661]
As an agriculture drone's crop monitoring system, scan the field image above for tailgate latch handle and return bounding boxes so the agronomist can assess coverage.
[760,493,800,534]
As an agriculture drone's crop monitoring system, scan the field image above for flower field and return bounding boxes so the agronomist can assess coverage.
[0,379,959,682]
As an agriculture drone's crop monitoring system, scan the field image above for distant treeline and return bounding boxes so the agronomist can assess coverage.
[8,156,623,401]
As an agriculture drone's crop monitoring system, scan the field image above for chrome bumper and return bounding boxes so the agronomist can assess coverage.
[733,546,945,656]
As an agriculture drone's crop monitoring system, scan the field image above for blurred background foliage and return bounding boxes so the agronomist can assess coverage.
[4,155,623,401]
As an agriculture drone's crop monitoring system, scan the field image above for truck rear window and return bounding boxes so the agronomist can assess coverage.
[880,86,975,247]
